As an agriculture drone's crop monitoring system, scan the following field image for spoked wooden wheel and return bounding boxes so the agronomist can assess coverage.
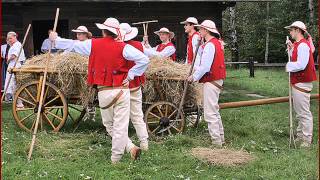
[144,101,185,136]
[68,104,86,125]
[12,81,68,132]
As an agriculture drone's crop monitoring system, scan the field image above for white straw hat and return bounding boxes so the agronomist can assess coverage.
[194,20,220,35]
[72,26,89,33]
[284,21,307,32]
[180,17,198,25]
[120,23,138,41]
[95,18,125,37]
[154,27,175,39]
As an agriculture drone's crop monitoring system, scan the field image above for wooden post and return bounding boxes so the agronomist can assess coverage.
[27,8,60,161]
[229,6,240,69]
[264,2,270,64]
[249,57,254,78]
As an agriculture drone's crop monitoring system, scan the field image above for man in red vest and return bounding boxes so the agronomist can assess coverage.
[50,17,149,163]
[120,23,149,151]
[285,21,317,148]
[180,17,200,64]
[143,27,176,61]
[187,20,226,147]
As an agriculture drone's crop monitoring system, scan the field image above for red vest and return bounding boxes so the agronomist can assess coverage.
[290,39,317,84]
[199,38,226,83]
[187,32,199,64]
[156,42,176,61]
[88,37,128,87]
[126,40,146,89]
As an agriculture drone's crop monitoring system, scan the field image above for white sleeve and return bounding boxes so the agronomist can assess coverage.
[54,37,76,51]
[123,44,149,80]
[1,45,6,58]
[41,39,50,52]
[143,45,175,58]
[192,34,200,55]
[286,43,310,72]
[192,42,215,81]
[72,39,92,56]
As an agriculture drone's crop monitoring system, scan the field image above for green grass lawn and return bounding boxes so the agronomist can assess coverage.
[2,68,319,179]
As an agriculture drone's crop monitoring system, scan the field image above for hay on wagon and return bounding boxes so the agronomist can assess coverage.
[16,53,203,107]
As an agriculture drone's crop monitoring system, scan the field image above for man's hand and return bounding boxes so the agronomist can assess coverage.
[286,38,293,50]
[122,77,130,87]
[7,67,13,74]
[187,75,194,82]
[49,32,58,41]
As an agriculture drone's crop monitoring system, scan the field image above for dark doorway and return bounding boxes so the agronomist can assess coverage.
[32,20,69,55]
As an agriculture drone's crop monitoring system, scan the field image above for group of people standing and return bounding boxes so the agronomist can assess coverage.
[46,16,227,163]
[1,16,317,163]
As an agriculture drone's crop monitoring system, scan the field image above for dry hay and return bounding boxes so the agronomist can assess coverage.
[16,52,92,107]
[191,147,255,167]
[143,57,203,106]
[16,54,202,107]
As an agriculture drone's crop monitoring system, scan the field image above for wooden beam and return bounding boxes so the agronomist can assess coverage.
[219,94,319,109]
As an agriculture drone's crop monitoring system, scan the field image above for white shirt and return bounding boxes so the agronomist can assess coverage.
[286,42,310,72]
[1,44,8,59]
[143,42,176,58]
[53,37,89,54]
[69,39,149,80]
[41,38,54,53]
[8,41,26,62]
[192,42,215,81]
[185,33,200,64]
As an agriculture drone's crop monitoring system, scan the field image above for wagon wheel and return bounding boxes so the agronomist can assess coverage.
[67,104,86,128]
[144,101,185,136]
[12,80,68,132]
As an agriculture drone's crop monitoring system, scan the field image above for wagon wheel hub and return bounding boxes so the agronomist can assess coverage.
[33,102,45,113]
[159,117,170,127]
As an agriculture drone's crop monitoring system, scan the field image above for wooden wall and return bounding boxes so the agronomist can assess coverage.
[2,2,230,60]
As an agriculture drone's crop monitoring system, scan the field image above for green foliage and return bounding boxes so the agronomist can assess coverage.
[222,0,319,63]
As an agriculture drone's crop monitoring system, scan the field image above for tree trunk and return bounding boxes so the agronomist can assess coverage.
[264,2,270,64]
[229,6,239,68]
[308,0,314,29]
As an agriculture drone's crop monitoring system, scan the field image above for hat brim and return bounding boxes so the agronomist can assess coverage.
[154,31,175,39]
[284,25,306,32]
[95,23,119,36]
[71,29,91,34]
[180,21,197,25]
[180,21,188,24]
[123,27,138,41]
[194,25,220,35]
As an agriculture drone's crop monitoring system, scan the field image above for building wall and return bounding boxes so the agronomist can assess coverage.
[2,2,229,60]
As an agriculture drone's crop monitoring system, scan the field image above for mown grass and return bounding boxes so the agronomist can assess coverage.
[2,67,319,179]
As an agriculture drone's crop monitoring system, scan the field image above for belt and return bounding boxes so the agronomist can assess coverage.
[292,84,311,93]
[210,81,223,90]
[98,85,128,92]
[100,90,124,109]
[130,86,141,92]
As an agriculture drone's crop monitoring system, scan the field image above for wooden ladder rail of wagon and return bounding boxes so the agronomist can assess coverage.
[11,67,87,133]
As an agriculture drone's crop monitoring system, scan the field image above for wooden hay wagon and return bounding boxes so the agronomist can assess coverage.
[11,56,203,136]
[11,66,88,132]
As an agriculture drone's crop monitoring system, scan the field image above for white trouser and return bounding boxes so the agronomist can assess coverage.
[292,82,313,143]
[4,60,21,94]
[203,80,224,144]
[99,89,132,162]
[126,88,149,151]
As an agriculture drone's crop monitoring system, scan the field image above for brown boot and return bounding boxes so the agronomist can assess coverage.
[130,146,141,160]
